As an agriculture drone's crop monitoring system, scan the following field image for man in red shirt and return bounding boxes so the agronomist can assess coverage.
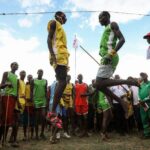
[75,74,89,137]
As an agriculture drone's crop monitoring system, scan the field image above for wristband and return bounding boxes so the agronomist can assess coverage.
[108,49,116,56]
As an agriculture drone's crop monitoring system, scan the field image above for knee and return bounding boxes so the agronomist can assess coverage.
[95,77,105,90]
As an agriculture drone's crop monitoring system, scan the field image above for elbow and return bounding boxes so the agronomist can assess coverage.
[122,37,125,44]
[47,37,50,45]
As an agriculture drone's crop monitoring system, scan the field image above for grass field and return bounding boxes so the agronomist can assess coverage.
[1,130,150,150]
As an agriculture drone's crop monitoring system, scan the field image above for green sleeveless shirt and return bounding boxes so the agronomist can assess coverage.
[100,24,117,57]
[4,72,18,96]
[33,79,47,108]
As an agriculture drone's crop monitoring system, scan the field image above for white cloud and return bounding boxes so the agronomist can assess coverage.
[68,0,150,29]
[19,0,53,8]
[70,7,80,18]
[18,18,32,28]
[0,28,55,84]
[17,0,54,28]
[115,53,150,78]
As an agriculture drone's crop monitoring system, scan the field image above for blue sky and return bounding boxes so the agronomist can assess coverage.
[0,0,150,84]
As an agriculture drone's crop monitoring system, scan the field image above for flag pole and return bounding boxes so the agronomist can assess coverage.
[79,45,100,66]
[75,46,77,81]
[73,35,78,81]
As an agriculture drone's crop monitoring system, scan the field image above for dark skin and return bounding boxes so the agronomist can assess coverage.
[23,75,34,140]
[63,75,75,100]
[9,71,26,144]
[47,12,67,66]
[75,74,89,137]
[146,37,150,44]
[1,63,18,89]
[31,70,48,102]
[62,75,75,134]
[0,62,20,146]
[30,69,47,139]
[95,13,139,119]
[99,16,125,52]
[47,12,68,113]
[139,73,150,107]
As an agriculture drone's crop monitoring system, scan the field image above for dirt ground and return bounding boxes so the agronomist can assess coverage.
[1,129,150,150]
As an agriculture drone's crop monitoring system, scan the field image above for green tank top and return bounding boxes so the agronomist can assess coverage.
[33,79,47,108]
[139,81,150,101]
[100,24,117,57]
[5,72,18,96]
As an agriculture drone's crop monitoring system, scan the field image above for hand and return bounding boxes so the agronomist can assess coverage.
[17,101,22,109]
[108,49,116,56]
[26,98,31,102]
[50,53,57,66]
[6,82,13,88]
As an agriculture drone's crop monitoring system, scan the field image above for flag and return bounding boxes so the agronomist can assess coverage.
[73,35,78,49]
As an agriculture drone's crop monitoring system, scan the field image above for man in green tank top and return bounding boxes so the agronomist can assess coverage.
[94,11,139,120]
[31,69,47,140]
[0,62,20,147]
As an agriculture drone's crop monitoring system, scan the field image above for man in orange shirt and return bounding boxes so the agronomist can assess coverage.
[75,74,89,137]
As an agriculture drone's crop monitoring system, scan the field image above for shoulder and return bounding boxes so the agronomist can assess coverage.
[2,71,9,78]
[47,20,56,31]
[48,20,56,27]
[3,71,8,76]
[83,83,88,87]
[110,22,119,30]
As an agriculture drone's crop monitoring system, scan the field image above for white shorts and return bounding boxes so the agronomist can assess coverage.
[96,64,114,78]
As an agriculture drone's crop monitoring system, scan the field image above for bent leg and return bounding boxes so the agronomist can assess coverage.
[96,78,139,90]
[100,87,129,119]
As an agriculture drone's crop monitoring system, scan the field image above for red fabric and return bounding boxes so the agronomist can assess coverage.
[75,105,88,115]
[75,83,88,106]
[1,96,16,126]
[46,112,62,129]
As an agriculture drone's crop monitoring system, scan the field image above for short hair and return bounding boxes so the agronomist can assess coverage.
[37,69,43,73]
[20,70,26,75]
[55,11,65,19]
[99,11,110,19]
[10,62,18,68]
[27,74,33,78]
[140,72,147,77]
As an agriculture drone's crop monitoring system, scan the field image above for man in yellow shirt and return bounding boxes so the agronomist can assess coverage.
[9,70,26,147]
[61,75,74,138]
[23,74,34,140]
[47,11,69,114]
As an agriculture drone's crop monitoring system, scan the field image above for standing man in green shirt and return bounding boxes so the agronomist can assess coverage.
[31,69,47,140]
[0,62,20,147]
[94,11,139,119]
[138,72,150,138]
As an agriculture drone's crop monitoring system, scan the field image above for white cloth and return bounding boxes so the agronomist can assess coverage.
[110,85,129,103]
[146,46,150,59]
[130,86,140,105]
[96,64,114,78]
